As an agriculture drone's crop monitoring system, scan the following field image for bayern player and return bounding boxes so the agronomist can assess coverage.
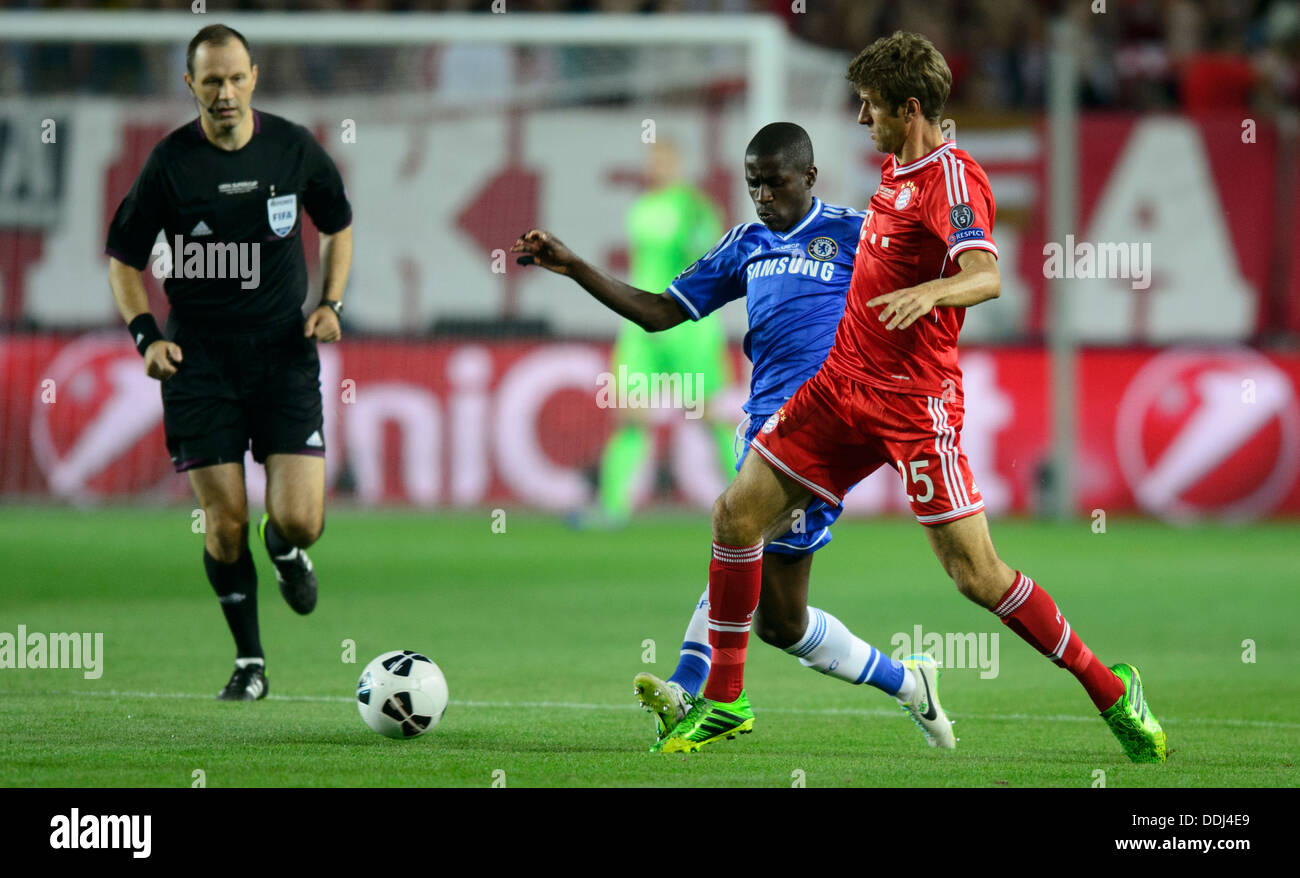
[512,123,953,751]
[655,32,1167,763]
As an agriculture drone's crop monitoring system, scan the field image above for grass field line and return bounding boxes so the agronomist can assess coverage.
[32,688,1300,730]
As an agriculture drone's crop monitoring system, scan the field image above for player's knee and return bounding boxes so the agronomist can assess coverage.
[710,493,736,540]
[711,489,762,545]
[272,511,323,548]
[754,614,803,650]
[205,513,246,562]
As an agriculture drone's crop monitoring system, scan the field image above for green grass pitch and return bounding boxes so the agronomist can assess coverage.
[1,507,1296,787]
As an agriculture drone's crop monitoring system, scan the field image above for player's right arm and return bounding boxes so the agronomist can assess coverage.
[108,257,182,380]
[106,147,183,380]
[511,228,688,332]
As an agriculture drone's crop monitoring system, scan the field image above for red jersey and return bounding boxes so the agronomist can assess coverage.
[825,141,998,399]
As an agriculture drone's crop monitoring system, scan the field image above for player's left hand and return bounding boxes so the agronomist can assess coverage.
[305,305,342,343]
[867,285,941,331]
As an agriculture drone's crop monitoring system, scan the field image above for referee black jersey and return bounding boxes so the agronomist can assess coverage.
[106,110,352,335]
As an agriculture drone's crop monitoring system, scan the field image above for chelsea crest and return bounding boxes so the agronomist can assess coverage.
[807,237,837,261]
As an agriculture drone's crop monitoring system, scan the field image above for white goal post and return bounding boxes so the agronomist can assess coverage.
[0,10,788,137]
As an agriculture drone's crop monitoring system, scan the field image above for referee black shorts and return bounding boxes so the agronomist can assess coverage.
[161,320,325,473]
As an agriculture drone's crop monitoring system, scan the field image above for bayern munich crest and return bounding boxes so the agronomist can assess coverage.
[894,181,916,210]
[807,237,838,261]
[761,410,782,434]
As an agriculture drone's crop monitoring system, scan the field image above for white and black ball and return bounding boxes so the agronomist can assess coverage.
[356,650,449,739]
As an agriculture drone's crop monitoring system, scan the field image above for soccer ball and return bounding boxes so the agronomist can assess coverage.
[355,650,449,739]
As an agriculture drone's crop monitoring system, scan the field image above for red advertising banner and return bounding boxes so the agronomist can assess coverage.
[3,335,1297,520]
[3,109,1297,341]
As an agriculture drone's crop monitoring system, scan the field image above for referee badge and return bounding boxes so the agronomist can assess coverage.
[267,193,297,237]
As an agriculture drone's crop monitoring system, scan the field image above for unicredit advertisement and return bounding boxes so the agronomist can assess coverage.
[2,335,1297,522]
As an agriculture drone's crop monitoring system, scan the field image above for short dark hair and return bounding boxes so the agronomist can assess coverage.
[187,24,252,76]
[846,31,951,123]
[745,122,814,172]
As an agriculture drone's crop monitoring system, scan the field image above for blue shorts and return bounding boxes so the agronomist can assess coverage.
[736,413,843,556]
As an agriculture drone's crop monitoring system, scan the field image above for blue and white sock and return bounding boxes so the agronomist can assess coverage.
[786,607,913,700]
[667,587,712,697]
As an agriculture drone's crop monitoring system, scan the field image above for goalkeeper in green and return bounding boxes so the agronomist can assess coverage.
[585,140,735,527]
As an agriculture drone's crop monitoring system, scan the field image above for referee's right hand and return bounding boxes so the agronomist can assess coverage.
[144,340,183,381]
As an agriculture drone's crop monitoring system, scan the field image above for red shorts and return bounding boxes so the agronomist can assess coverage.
[750,365,985,526]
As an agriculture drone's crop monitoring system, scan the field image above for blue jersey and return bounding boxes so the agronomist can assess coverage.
[665,197,863,416]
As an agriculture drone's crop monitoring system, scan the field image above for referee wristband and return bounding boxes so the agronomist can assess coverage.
[128,314,164,358]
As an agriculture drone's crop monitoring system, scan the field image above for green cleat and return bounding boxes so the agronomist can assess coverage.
[653,690,754,753]
[897,654,956,749]
[1100,663,1167,763]
[633,672,693,747]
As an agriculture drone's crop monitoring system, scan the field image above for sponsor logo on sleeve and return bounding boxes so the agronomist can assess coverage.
[947,227,987,246]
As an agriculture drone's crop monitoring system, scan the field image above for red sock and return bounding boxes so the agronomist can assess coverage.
[702,540,763,703]
[993,571,1124,712]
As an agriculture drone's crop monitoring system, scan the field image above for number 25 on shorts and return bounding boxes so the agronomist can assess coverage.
[896,458,935,504]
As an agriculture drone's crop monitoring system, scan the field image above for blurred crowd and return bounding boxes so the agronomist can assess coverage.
[3,0,1298,112]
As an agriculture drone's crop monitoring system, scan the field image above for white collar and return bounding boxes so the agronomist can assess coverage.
[891,141,956,177]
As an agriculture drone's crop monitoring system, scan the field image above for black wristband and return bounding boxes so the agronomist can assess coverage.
[128,314,164,358]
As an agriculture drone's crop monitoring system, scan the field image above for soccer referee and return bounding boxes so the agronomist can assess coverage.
[106,25,353,701]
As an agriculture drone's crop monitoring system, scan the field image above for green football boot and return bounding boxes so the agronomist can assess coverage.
[897,654,956,749]
[653,690,754,753]
[1100,663,1167,763]
[633,672,693,747]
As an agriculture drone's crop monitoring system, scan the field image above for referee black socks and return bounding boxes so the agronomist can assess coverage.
[203,548,263,660]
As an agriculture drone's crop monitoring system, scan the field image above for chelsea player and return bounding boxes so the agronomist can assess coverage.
[512,123,951,751]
